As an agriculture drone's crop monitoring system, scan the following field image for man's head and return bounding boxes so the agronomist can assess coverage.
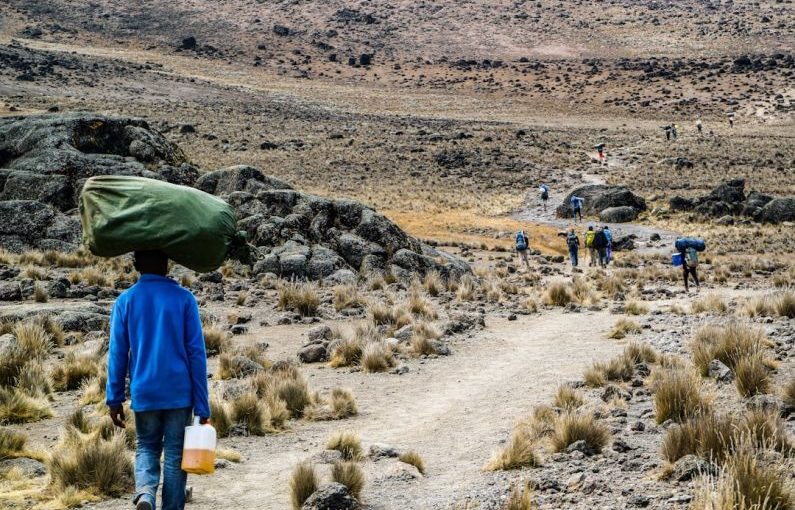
[133,250,168,276]
[588,225,594,231]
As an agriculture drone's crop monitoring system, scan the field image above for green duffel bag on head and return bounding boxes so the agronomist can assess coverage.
[80,175,249,273]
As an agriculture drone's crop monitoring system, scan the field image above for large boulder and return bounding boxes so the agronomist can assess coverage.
[599,206,638,223]
[301,483,359,510]
[0,113,194,212]
[556,185,646,218]
[0,200,81,252]
[706,178,746,204]
[756,197,795,223]
[195,165,293,196]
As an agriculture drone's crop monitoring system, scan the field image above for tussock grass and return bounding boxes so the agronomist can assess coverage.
[329,337,364,368]
[331,461,365,501]
[368,302,411,329]
[583,351,635,388]
[218,346,271,379]
[743,291,795,319]
[624,342,659,364]
[742,410,793,454]
[553,386,585,410]
[735,355,772,397]
[49,429,133,496]
[0,323,53,387]
[423,271,445,297]
[543,280,574,307]
[216,448,241,463]
[0,386,53,424]
[599,274,626,299]
[407,290,437,319]
[624,299,649,316]
[278,282,320,317]
[251,365,312,421]
[691,443,795,510]
[361,342,396,373]
[609,318,642,339]
[333,284,364,311]
[52,354,99,392]
[550,412,610,454]
[692,293,729,314]
[210,398,231,438]
[484,428,541,471]
[290,462,318,510]
[691,323,773,378]
[235,291,249,306]
[33,283,48,303]
[273,373,312,418]
[662,413,737,464]
[0,427,27,460]
[784,379,795,408]
[398,451,426,474]
[652,368,710,424]
[16,361,52,398]
[79,369,107,405]
[70,268,112,287]
[326,431,362,461]
[203,325,231,356]
[455,274,477,301]
[504,482,535,510]
[230,392,269,436]
[330,388,358,419]
[411,335,438,356]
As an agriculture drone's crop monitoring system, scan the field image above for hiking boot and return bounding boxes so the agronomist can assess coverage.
[185,486,193,503]
[136,500,153,510]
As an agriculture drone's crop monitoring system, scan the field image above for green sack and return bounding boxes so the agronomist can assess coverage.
[79,175,247,273]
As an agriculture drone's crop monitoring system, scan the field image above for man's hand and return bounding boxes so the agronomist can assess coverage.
[109,405,126,428]
[199,417,210,425]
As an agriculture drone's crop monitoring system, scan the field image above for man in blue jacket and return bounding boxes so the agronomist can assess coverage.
[107,250,209,510]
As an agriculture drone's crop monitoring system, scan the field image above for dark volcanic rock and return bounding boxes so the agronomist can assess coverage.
[556,185,646,218]
[301,483,358,510]
[0,200,81,252]
[0,113,188,212]
[599,206,639,223]
[757,197,795,223]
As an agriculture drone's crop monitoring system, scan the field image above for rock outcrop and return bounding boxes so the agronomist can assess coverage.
[669,179,793,223]
[0,113,469,280]
[205,166,470,280]
[556,185,647,219]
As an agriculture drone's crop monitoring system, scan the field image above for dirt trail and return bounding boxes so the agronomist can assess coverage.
[89,309,619,510]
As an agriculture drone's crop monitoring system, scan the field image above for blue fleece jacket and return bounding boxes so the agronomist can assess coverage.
[106,274,210,418]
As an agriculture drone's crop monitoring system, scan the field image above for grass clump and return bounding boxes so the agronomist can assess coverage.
[484,428,541,471]
[455,274,477,301]
[609,318,642,339]
[331,461,365,501]
[398,450,426,474]
[784,378,795,408]
[503,482,535,510]
[290,462,318,510]
[49,429,133,496]
[407,290,437,319]
[329,337,364,368]
[624,299,649,316]
[734,355,772,397]
[52,354,99,392]
[326,431,362,461]
[542,280,574,307]
[652,368,710,424]
[203,325,231,355]
[361,342,396,373]
[33,283,48,303]
[423,271,445,297]
[229,392,269,436]
[0,427,27,460]
[691,323,773,378]
[691,293,729,314]
[278,282,320,317]
[333,284,364,311]
[553,386,585,410]
[550,412,610,454]
[330,388,358,419]
[210,398,232,438]
[0,386,53,424]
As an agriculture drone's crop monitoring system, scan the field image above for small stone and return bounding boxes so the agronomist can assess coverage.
[708,359,733,382]
[368,444,399,460]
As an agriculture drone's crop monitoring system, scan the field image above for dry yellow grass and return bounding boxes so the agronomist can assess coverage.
[503,482,535,510]
[49,429,133,497]
[652,368,711,424]
[550,412,610,454]
[484,427,541,471]
[290,462,318,510]
[609,318,642,339]
[331,461,365,501]
[553,386,585,410]
[398,450,426,474]
[326,431,363,461]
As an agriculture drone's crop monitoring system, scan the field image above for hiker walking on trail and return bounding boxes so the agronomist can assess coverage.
[671,123,678,140]
[663,124,672,141]
[108,250,210,510]
[675,241,701,294]
[539,184,550,212]
[593,227,609,268]
[728,112,735,128]
[566,228,580,267]
[515,230,530,270]
[594,143,606,165]
[584,225,596,267]
[603,225,613,265]
[696,119,703,136]
[570,195,584,222]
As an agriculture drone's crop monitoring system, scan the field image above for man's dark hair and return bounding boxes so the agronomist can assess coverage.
[133,250,168,276]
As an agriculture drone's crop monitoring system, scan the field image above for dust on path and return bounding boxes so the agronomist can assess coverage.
[90,309,620,509]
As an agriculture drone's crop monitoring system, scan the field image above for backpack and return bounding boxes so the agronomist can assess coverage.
[686,247,699,268]
[541,189,549,200]
[566,233,579,248]
[515,232,528,251]
[585,230,595,247]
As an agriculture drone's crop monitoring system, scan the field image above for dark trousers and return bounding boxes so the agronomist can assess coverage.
[683,264,699,290]
[572,207,582,221]
[569,247,578,267]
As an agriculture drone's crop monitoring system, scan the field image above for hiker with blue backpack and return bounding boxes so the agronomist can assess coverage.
[539,184,550,212]
[571,195,584,222]
[515,230,530,269]
[603,225,613,265]
[673,237,705,293]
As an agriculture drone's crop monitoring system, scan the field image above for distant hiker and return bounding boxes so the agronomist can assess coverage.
[539,184,550,212]
[571,195,584,222]
[603,225,613,264]
[515,230,530,269]
[671,123,678,140]
[108,250,210,510]
[594,143,606,165]
[584,225,596,267]
[662,124,672,141]
[696,119,703,135]
[675,240,701,293]
[593,227,609,268]
[566,228,580,267]
[727,112,735,128]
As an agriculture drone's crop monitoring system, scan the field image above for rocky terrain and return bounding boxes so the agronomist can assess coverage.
[0,1,793,510]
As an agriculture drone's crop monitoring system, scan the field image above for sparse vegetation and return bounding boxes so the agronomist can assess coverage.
[52,354,99,392]
[290,462,318,510]
[278,282,320,316]
[609,318,642,339]
[49,429,133,496]
[326,431,362,461]
[503,482,534,510]
[203,324,231,355]
[0,427,27,460]
[734,355,772,397]
[553,386,585,410]
[399,450,426,474]
[543,280,574,307]
[550,412,610,454]
[485,428,541,471]
[652,368,710,424]
[361,341,396,372]
[329,388,358,419]
[691,293,729,314]
[624,299,649,316]
[331,461,365,501]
